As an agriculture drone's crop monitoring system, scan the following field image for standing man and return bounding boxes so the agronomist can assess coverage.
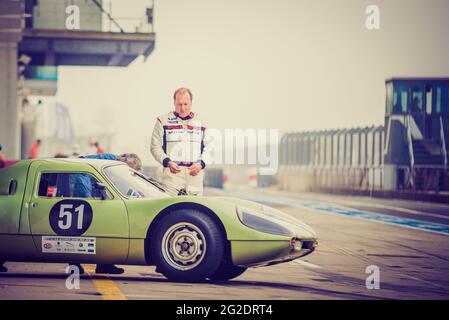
[151,88,209,196]
[28,139,42,159]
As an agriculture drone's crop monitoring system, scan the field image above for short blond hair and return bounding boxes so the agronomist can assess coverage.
[173,87,193,101]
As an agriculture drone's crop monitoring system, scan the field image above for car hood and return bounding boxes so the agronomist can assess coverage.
[212,196,317,239]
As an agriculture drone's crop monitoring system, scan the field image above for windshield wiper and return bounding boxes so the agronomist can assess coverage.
[138,174,167,193]
[147,177,168,193]
[136,171,188,196]
[148,177,187,195]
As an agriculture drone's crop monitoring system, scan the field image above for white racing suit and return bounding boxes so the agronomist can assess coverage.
[150,111,210,196]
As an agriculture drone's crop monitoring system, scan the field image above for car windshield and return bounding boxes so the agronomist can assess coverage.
[103,165,171,199]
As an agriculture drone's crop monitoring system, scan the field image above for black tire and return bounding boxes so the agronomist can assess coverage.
[150,209,225,282]
[209,261,247,281]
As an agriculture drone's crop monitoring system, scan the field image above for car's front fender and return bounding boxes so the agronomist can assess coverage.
[125,196,292,241]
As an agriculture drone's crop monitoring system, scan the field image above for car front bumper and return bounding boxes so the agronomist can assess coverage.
[230,238,318,268]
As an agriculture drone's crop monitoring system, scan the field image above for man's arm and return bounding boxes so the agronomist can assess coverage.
[150,119,171,167]
[198,124,213,169]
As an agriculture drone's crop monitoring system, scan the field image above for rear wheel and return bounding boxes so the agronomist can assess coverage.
[209,261,247,281]
[150,209,225,282]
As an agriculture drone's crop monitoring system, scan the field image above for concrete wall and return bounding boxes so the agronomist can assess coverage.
[0,42,20,159]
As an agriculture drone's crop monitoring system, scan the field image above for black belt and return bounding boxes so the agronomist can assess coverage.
[174,161,195,167]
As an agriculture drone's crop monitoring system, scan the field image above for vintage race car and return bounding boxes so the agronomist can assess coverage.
[0,158,317,282]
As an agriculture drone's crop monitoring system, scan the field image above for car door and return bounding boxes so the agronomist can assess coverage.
[27,162,130,264]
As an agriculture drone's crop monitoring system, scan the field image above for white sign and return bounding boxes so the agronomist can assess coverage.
[42,236,96,255]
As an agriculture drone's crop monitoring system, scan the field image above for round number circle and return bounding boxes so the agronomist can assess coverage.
[49,200,93,236]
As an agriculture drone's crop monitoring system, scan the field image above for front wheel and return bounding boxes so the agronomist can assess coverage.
[150,209,225,282]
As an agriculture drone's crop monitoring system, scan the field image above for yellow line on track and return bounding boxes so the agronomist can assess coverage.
[82,264,127,300]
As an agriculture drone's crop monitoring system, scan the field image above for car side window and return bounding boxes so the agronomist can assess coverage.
[38,172,109,199]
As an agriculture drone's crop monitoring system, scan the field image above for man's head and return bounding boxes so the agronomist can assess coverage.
[118,153,142,172]
[36,139,42,145]
[173,87,193,118]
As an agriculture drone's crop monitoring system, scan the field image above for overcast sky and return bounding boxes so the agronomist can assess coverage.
[55,0,449,163]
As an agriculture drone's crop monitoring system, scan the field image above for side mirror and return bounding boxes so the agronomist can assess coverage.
[95,182,108,200]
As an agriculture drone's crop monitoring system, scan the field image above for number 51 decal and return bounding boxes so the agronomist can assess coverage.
[50,200,93,236]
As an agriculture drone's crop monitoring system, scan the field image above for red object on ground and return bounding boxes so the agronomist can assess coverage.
[28,142,40,159]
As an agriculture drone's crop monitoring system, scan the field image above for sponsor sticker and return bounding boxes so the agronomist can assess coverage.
[41,236,96,254]
[43,243,52,250]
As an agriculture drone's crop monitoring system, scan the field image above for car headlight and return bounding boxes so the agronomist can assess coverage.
[262,205,317,238]
[236,207,293,237]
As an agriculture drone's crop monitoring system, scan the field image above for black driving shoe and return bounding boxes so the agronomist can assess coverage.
[0,264,7,273]
[96,264,124,274]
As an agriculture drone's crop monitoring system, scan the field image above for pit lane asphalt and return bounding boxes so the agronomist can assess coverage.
[1,187,448,300]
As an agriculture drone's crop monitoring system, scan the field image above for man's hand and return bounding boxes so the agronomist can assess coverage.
[188,163,202,176]
[168,161,181,174]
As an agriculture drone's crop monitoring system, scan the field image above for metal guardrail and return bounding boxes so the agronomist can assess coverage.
[383,114,391,157]
[406,115,415,188]
[440,116,448,169]
[95,0,154,33]
[90,0,125,33]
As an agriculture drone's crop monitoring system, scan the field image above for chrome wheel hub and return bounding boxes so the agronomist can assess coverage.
[161,222,207,271]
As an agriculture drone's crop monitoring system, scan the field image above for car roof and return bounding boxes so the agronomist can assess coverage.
[12,158,124,170]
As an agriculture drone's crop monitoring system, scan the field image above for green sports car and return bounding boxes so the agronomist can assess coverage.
[0,158,317,282]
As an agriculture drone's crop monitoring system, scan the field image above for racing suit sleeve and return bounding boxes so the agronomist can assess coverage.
[198,123,213,169]
[150,119,171,167]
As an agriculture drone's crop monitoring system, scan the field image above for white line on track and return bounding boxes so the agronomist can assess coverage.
[291,260,323,269]
[331,199,449,221]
